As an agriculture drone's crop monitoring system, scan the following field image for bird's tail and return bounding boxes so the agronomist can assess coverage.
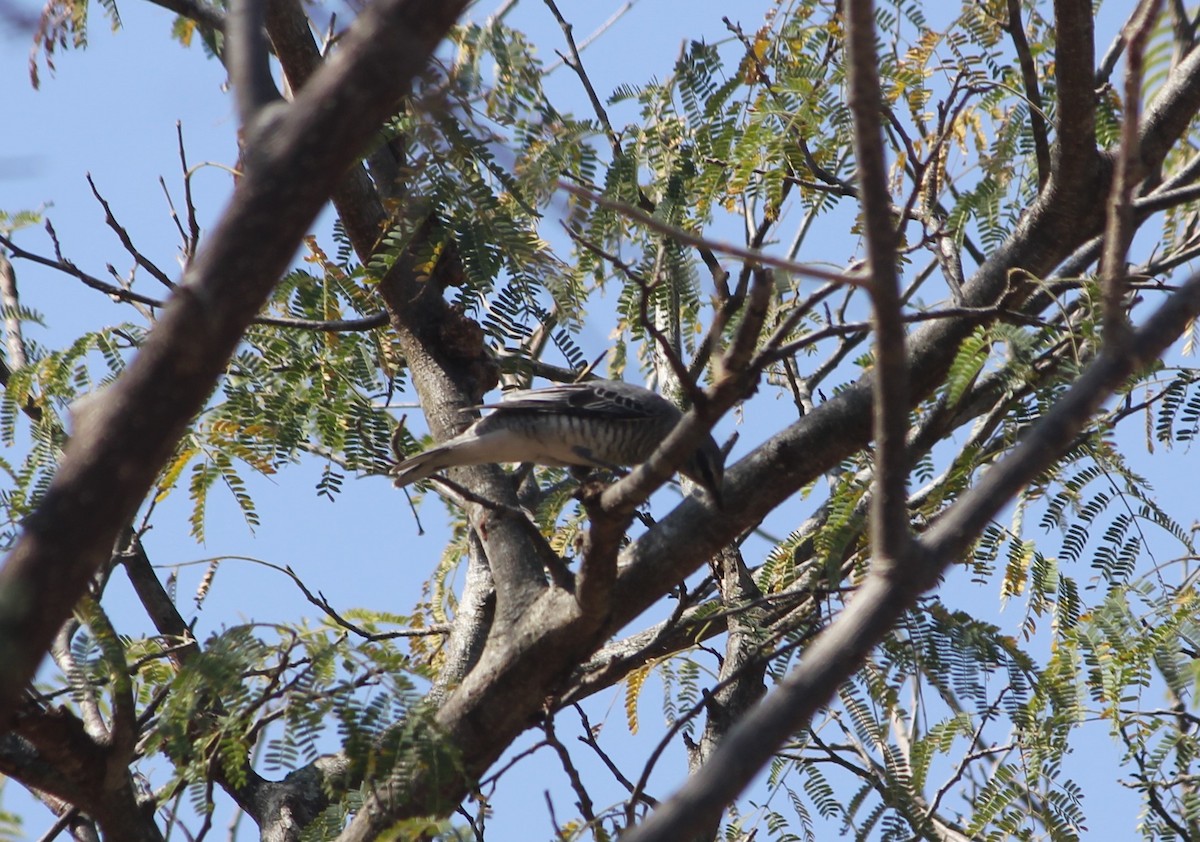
[391,446,456,488]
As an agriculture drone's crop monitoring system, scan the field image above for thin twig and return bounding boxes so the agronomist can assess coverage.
[543,712,597,825]
[0,233,389,332]
[176,122,202,256]
[544,0,621,158]
[558,180,866,288]
[572,704,654,805]
[1100,0,1164,347]
[758,302,1038,367]
[86,175,176,290]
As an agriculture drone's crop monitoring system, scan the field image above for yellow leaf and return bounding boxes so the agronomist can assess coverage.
[172,16,195,48]
[753,28,769,61]
[624,664,650,734]
[157,444,197,502]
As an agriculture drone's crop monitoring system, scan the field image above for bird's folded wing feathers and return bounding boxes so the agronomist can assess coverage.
[479,381,668,421]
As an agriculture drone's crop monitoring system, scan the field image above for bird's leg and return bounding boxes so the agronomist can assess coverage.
[570,465,610,502]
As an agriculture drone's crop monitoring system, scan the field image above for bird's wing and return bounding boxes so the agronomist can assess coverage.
[479,381,668,421]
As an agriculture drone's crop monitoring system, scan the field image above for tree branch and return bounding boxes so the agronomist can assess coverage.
[144,0,226,35]
[230,0,281,130]
[1099,0,1162,347]
[844,0,911,569]
[1050,0,1099,185]
[0,0,470,729]
[1005,0,1051,186]
[0,233,389,332]
[622,264,1200,841]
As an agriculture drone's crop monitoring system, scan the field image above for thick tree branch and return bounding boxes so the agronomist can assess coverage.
[263,0,392,260]
[144,0,226,35]
[686,546,767,820]
[12,698,162,841]
[1050,0,1098,185]
[0,0,469,729]
[1141,28,1200,164]
[622,264,1200,842]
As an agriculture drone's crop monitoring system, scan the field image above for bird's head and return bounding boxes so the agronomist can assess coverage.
[681,434,725,509]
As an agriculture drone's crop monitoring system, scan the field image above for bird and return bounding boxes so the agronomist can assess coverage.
[391,379,724,505]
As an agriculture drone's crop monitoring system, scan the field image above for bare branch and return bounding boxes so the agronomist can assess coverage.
[544,0,620,158]
[558,180,866,288]
[1099,0,1163,347]
[229,0,281,131]
[844,0,911,567]
[86,175,176,291]
[176,122,202,260]
[0,232,388,332]
[543,713,596,826]
[1005,0,1051,186]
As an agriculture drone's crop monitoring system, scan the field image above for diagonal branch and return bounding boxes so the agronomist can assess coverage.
[621,263,1200,842]
[144,0,226,35]
[86,175,176,291]
[0,0,469,728]
[0,232,389,332]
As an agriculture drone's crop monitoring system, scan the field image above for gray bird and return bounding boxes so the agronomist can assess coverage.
[391,380,724,504]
